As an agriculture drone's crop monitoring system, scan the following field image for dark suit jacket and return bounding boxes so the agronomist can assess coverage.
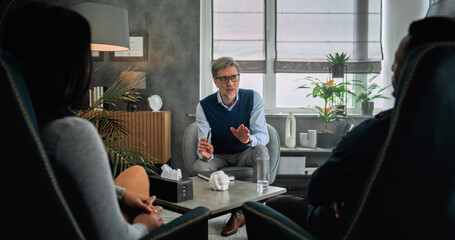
[307,109,392,239]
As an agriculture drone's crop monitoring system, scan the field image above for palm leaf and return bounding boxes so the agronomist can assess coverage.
[79,67,145,117]
[103,134,158,178]
[87,111,130,137]
[78,67,157,178]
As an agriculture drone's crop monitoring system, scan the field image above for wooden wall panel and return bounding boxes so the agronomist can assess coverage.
[84,111,171,164]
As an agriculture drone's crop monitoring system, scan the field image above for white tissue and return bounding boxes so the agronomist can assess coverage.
[209,171,230,191]
[160,164,182,180]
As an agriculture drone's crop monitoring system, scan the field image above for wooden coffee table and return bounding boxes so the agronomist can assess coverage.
[154,176,286,218]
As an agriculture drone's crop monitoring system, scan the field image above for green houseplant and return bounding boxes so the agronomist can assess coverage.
[326,52,351,65]
[331,82,356,115]
[297,77,356,148]
[354,65,391,115]
[327,52,350,78]
[297,77,355,130]
[296,77,339,148]
[78,67,158,178]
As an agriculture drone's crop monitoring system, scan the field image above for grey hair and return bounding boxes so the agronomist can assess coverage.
[211,56,241,78]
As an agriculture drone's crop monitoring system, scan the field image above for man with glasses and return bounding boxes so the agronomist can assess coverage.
[193,56,269,236]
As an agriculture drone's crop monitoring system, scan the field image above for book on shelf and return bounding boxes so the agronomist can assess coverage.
[197,170,235,181]
[89,86,105,108]
[305,167,318,175]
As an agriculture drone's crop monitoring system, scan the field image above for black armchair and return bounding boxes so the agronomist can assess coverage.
[0,50,210,239]
[242,42,455,239]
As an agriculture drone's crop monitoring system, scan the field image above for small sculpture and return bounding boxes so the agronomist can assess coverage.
[285,112,296,148]
[300,130,317,148]
[209,170,230,191]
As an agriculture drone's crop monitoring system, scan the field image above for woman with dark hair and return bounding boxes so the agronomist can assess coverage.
[2,2,164,239]
[2,1,92,128]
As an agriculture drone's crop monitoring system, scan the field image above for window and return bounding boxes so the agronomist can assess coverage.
[276,0,382,62]
[213,0,265,60]
[201,0,383,114]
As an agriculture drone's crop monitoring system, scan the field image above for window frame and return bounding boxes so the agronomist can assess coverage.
[201,0,383,114]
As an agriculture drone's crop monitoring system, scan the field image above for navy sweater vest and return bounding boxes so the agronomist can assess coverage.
[200,89,254,154]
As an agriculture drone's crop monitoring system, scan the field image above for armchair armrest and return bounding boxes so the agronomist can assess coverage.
[242,201,317,240]
[140,206,210,240]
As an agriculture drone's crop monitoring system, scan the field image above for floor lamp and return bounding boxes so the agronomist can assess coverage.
[71,2,130,51]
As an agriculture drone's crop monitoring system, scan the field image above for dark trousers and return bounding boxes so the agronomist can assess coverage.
[265,194,309,228]
[266,195,347,239]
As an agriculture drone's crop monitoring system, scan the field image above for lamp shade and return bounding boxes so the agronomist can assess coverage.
[71,2,130,51]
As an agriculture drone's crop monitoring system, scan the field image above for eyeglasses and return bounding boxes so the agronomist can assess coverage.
[214,74,240,84]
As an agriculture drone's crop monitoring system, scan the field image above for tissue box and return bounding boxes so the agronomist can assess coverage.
[149,175,193,202]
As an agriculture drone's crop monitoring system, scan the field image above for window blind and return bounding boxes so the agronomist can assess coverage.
[212,0,265,60]
[212,0,382,74]
[276,0,382,73]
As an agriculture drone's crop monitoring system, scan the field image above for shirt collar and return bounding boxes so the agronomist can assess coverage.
[217,91,239,111]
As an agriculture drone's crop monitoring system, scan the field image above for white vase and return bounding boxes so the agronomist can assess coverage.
[284,112,296,148]
[300,130,317,148]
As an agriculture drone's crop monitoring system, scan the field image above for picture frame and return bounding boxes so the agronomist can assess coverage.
[110,33,148,62]
[91,51,104,61]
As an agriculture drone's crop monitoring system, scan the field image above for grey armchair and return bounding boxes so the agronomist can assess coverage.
[182,122,280,183]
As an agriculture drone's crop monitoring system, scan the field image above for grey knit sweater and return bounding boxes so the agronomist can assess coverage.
[41,116,148,239]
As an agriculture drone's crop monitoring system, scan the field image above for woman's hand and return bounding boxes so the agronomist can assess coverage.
[122,192,164,231]
[133,210,165,232]
[122,191,163,214]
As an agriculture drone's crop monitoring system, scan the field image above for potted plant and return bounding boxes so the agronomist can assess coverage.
[326,52,350,78]
[296,77,338,148]
[78,67,158,178]
[354,65,391,115]
[331,82,355,115]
